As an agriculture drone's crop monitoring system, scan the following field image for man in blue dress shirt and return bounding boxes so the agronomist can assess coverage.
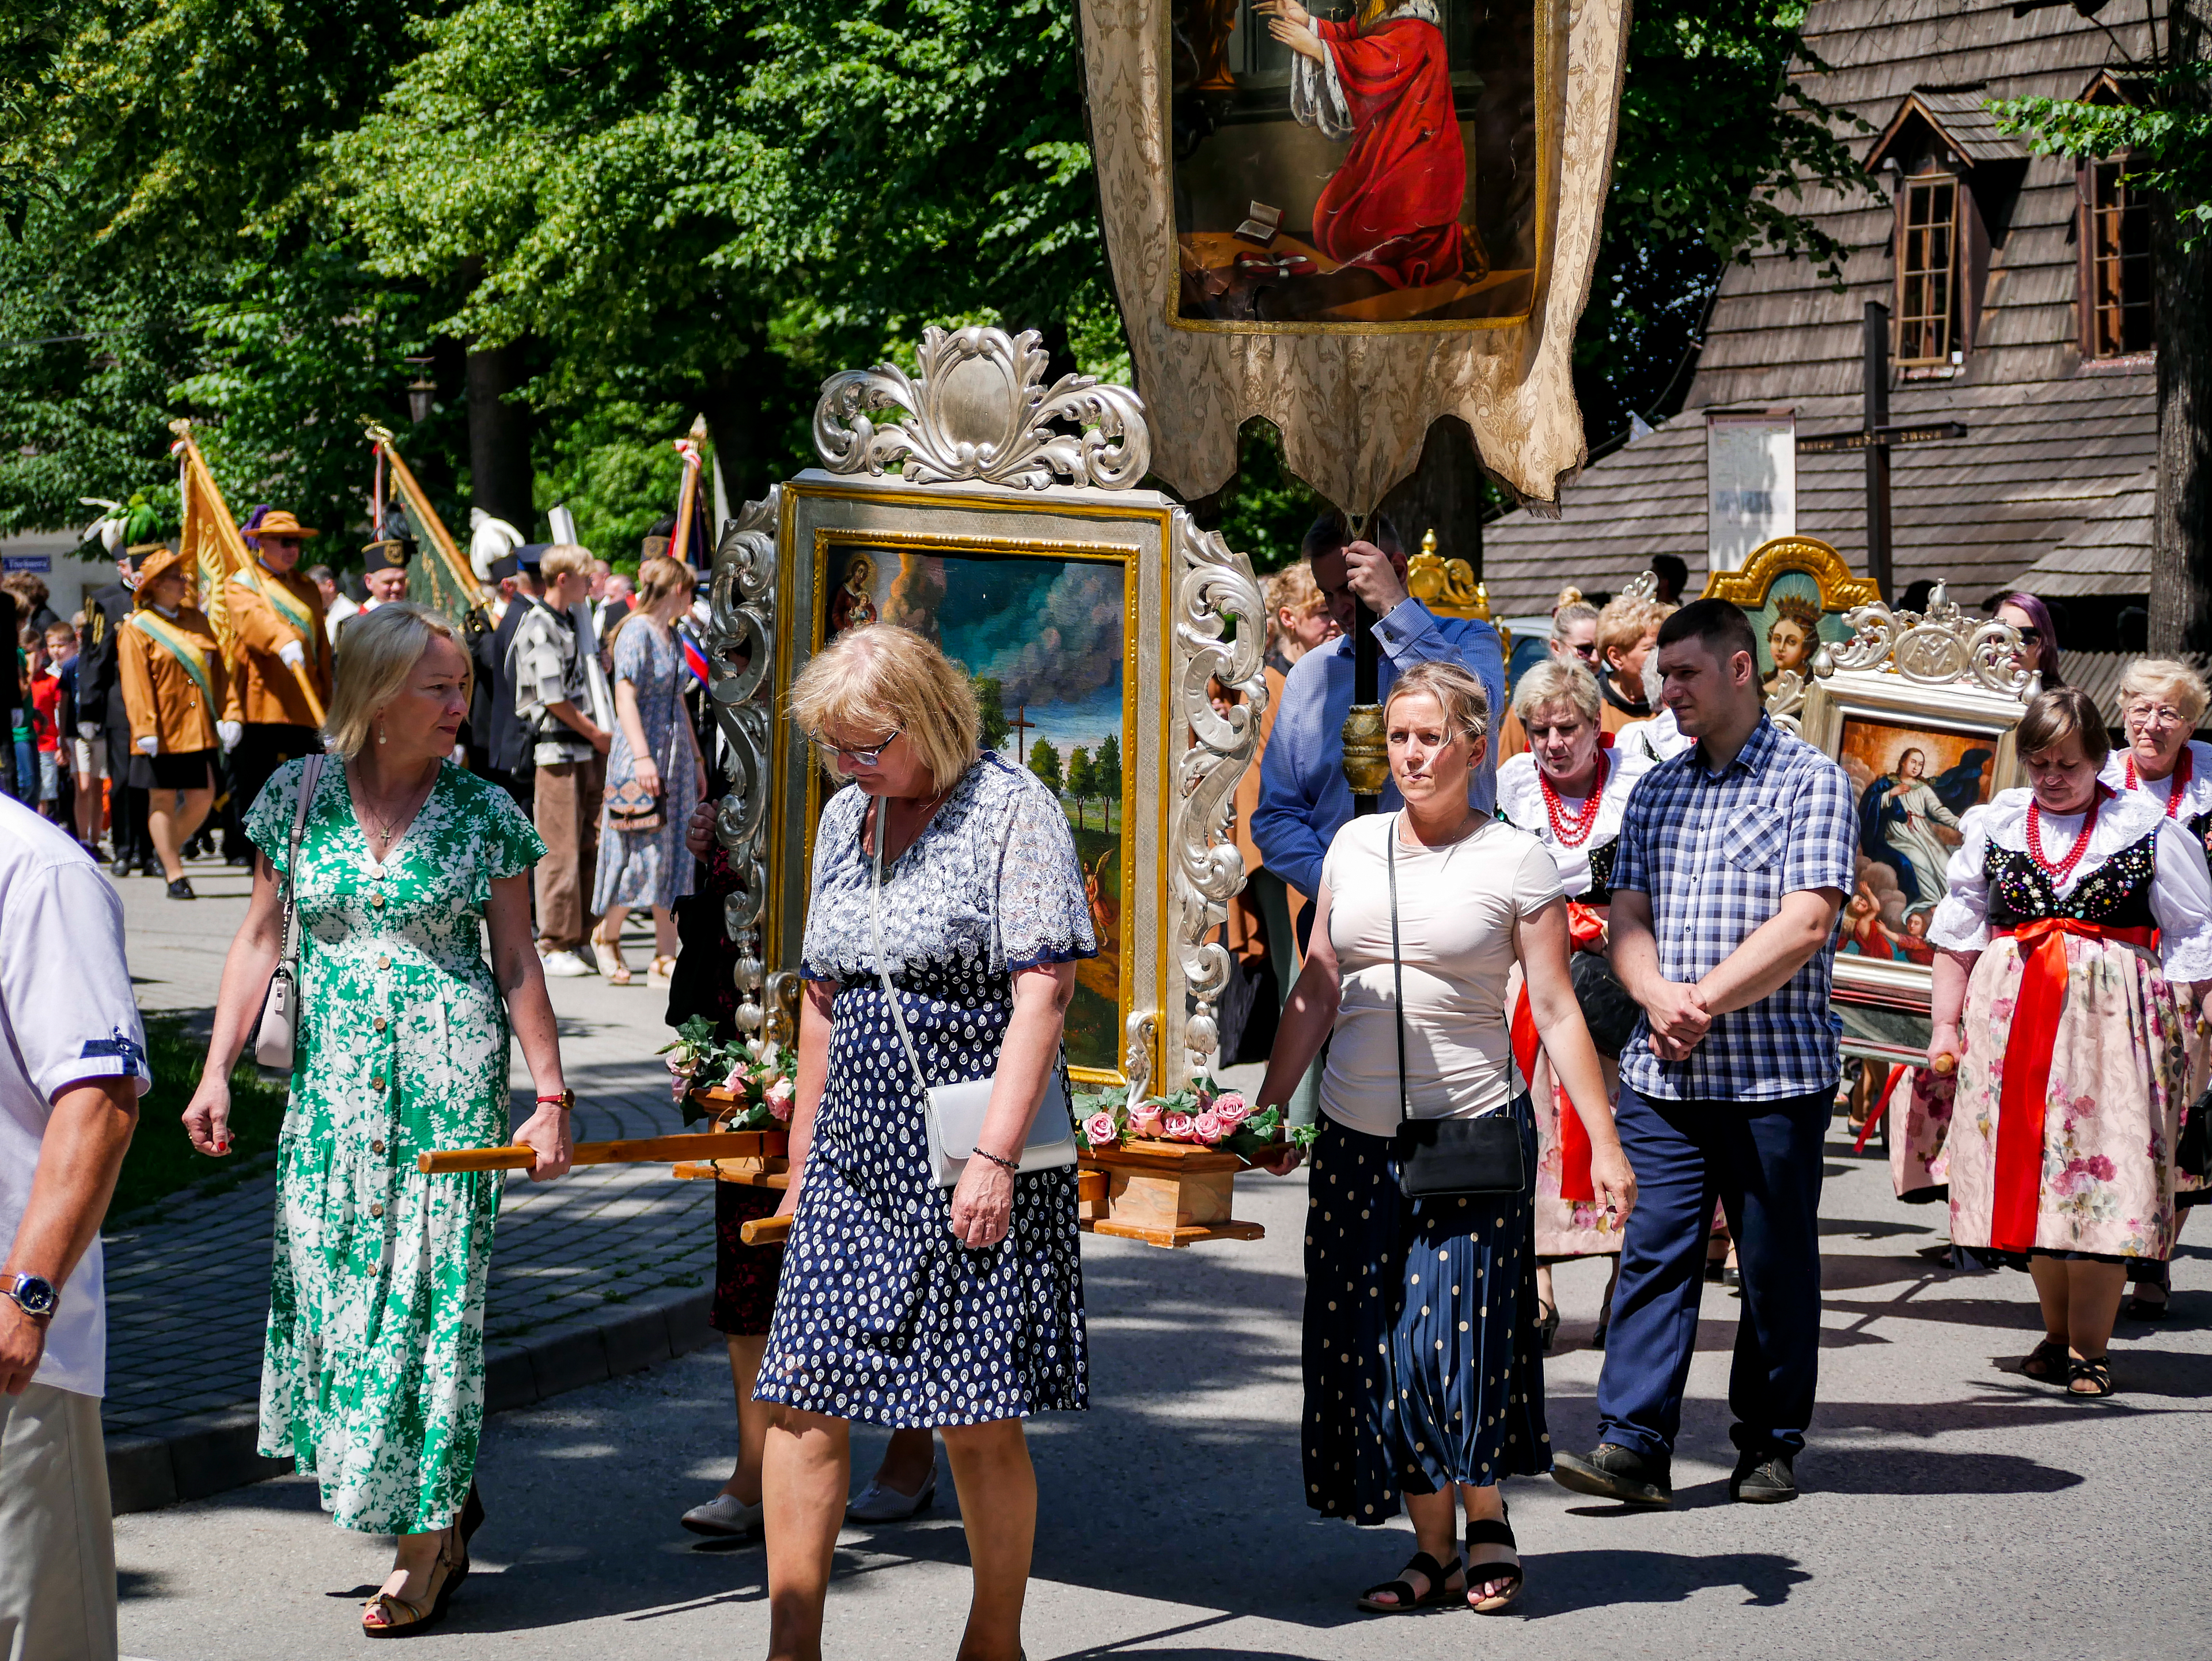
[1553,598,1853,1509]
[1251,512,1506,908]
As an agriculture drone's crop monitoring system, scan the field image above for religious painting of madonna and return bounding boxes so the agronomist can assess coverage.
[1834,718,1998,967]
[815,539,1134,1080]
[1168,0,1539,327]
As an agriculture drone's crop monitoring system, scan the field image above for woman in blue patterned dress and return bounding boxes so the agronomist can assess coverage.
[757,625,1092,1661]
[591,556,705,983]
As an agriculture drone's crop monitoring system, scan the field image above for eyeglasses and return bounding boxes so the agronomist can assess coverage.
[2012,625,2042,643]
[2126,702,2190,731]
[808,725,903,766]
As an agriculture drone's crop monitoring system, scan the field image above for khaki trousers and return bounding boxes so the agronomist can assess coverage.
[0,1382,118,1661]
[533,754,605,951]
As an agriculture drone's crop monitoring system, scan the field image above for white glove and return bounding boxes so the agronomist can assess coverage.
[218,721,243,752]
[78,721,100,743]
[137,736,158,757]
[278,640,306,670]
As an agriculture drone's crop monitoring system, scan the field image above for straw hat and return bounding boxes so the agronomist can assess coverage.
[248,508,319,543]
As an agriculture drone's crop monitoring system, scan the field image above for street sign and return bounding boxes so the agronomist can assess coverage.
[1796,421,1968,455]
[2,554,52,573]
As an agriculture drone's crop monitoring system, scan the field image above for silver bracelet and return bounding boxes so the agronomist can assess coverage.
[972,1147,1020,1175]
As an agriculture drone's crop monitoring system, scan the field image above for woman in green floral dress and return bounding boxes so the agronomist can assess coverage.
[183,603,575,1637]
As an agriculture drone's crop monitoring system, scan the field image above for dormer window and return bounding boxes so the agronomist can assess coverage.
[1898,173,1959,365]
[2082,160,2153,358]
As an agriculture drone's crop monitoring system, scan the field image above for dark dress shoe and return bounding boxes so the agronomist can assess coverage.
[1729,1448,1798,1503]
[165,877,196,900]
[1552,1443,1672,1506]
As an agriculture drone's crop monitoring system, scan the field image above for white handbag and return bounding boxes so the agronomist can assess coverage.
[253,754,324,1072]
[870,814,1076,1187]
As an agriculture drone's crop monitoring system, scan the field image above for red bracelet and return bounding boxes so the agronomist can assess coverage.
[537,1091,575,1111]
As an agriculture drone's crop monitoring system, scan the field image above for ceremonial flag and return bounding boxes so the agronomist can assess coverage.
[168,421,251,665]
[365,423,488,624]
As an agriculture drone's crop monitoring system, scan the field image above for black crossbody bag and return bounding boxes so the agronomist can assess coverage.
[1385,816,1532,1200]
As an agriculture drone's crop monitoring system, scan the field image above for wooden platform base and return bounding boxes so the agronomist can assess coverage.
[1077,1139,1267,1249]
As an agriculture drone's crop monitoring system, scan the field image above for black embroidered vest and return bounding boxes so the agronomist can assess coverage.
[1983,832,2157,932]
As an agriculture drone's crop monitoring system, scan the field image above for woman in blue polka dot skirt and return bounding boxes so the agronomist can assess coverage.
[1251,663,1636,1616]
[756,625,1095,1661]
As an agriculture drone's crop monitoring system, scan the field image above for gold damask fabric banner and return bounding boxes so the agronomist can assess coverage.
[1080,0,1628,514]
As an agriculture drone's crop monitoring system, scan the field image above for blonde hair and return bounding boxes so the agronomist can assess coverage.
[324,602,470,759]
[2119,657,2211,727]
[2017,686,2112,769]
[540,543,593,582]
[1384,660,1490,745]
[605,555,692,651]
[788,623,979,793]
[1596,594,1671,667]
[1264,565,1326,657]
[1548,600,1599,644]
[1513,659,1602,724]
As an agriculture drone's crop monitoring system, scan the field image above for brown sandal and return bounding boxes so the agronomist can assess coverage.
[362,1539,459,1636]
[593,926,632,986]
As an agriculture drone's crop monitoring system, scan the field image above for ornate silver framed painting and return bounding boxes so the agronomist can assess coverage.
[713,327,1267,1094]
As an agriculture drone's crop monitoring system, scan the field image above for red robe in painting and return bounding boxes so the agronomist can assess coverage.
[1312,14,1467,289]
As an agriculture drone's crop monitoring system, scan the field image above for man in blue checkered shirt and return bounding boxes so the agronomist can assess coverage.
[1552,599,1854,1509]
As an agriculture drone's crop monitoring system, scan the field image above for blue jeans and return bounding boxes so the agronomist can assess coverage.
[1595,1081,1831,1461]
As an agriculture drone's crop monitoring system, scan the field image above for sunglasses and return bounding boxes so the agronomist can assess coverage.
[2013,625,2042,643]
[808,725,903,766]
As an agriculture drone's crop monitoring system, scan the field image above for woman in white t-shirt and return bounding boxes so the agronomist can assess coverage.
[1251,661,1635,1617]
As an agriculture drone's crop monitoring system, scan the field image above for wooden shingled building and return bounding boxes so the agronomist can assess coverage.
[1484,0,2166,703]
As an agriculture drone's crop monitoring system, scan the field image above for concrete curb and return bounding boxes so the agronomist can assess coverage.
[107,1285,720,1516]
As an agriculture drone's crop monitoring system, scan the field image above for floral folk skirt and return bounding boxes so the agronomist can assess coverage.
[1949,934,2187,1262]
[1302,1107,1550,1524]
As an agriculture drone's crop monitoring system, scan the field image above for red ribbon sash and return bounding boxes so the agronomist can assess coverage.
[1987,918,2158,1251]
[1512,983,1595,1203]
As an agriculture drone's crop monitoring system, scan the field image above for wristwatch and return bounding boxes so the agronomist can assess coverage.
[1,1273,58,1323]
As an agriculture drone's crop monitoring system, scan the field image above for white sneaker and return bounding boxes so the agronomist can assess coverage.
[679,1492,763,1538]
[845,1464,935,1523]
[540,949,595,978]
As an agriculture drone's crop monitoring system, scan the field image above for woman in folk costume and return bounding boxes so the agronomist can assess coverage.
[1494,660,1653,1349]
[1927,688,2212,1397]
[2098,658,2212,1319]
[116,544,241,899]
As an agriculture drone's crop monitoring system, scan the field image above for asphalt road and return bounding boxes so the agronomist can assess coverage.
[113,1130,2212,1661]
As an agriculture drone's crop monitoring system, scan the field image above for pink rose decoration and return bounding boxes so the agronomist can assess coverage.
[1211,1093,1250,1126]
[1191,1111,1225,1145]
[1084,1111,1119,1148]
[723,1064,751,1093]
[766,1078,796,1122]
[1162,1112,1197,1142]
[1127,1103,1166,1138]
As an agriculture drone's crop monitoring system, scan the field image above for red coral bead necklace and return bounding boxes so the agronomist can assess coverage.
[2025,786,2106,881]
[2124,747,2192,819]
[1540,750,1608,848]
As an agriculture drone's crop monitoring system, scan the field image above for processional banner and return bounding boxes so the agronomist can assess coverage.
[1080,0,1630,512]
[168,423,251,664]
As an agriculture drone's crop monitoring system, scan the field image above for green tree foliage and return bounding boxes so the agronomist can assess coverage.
[971,675,1011,753]
[1094,732,1122,804]
[1991,64,2212,247]
[1027,736,1063,794]
[1066,744,1095,827]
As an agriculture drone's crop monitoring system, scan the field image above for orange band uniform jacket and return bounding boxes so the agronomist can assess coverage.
[118,606,243,754]
[228,565,333,725]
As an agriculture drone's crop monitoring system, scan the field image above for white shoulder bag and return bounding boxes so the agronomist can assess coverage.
[869,808,1077,1187]
[253,753,325,1072]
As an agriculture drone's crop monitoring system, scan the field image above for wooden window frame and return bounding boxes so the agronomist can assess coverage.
[1895,172,1959,368]
[2077,157,2154,360]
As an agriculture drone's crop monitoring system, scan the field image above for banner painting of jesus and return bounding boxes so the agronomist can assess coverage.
[1169,0,1538,328]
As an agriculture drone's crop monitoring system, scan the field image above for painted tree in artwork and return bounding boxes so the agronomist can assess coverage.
[1094,732,1122,831]
[1066,745,1096,828]
[1028,737,1063,795]
[972,675,1011,752]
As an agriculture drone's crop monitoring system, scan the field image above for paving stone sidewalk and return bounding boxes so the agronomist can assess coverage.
[101,856,725,1511]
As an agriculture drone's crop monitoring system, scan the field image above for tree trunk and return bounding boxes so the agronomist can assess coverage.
[2150,0,2212,656]
[465,342,535,532]
[1378,415,1489,576]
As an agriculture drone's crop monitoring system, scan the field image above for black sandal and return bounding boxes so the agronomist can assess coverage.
[2066,1356,2115,1398]
[2124,1292,2171,1321]
[2020,1338,2069,1383]
[1534,1300,1560,1353]
[1357,1550,1464,1613]
[1465,1513,1524,1614]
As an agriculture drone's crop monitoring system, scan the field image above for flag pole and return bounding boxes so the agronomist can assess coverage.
[363,421,488,618]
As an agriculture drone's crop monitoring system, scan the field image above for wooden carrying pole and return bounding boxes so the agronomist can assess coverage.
[416,1130,786,1175]
[172,423,326,727]
[367,423,487,615]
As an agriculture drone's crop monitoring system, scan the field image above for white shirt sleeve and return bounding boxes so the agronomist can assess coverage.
[1513,838,1568,918]
[1925,804,1994,953]
[0,857,150,1101]
[2151,819,2212,981]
